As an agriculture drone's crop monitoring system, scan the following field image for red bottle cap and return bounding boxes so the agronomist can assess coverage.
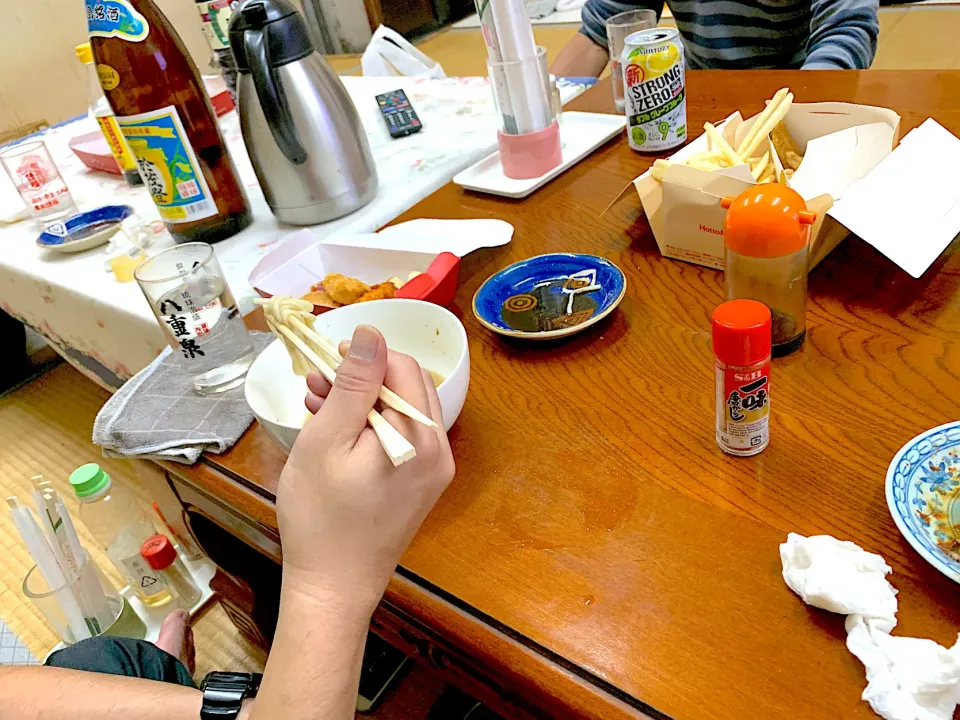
[140,534,177,571]
[712,300,772,366]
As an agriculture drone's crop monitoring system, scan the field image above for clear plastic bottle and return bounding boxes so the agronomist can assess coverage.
[75,43,142,187]
[141,535,203,610]
[69,464,171,607]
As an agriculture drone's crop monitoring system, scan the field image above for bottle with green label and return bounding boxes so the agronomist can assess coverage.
[70,463,172,607]
[86,0,252,244]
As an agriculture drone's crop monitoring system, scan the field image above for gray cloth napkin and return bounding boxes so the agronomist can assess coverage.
[93,332,273,464]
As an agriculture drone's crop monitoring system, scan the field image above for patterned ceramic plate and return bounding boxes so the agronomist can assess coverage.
[37,204,132,254]
[886,421,960,583]
[472,253,626,340]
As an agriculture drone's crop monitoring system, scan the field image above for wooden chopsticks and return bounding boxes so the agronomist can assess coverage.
[255,297,437,466]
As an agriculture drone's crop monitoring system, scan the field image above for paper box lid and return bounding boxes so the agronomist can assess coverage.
[827,118,960,278]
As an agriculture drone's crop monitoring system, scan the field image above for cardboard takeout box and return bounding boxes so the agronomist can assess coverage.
[632,101,903,272]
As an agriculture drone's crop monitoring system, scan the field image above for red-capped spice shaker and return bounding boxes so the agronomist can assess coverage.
[712,299,772,456]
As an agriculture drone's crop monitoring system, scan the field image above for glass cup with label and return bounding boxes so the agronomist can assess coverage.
[606,9,657,113]
[0,141,78,225]
[135,243,255,394]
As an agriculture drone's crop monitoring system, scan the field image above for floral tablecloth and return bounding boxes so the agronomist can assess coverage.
[0,76,525,389]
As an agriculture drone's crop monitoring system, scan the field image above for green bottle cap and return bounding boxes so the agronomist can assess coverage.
[69,463,112,498]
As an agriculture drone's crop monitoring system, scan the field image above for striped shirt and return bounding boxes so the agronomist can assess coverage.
[581,0,879,70]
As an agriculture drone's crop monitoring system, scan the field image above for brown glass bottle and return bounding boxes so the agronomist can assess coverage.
[87,0,251,243]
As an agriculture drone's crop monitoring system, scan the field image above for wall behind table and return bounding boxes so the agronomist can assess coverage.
[1,0,213,136]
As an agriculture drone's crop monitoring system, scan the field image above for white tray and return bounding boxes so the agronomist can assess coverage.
[453,112,626,199]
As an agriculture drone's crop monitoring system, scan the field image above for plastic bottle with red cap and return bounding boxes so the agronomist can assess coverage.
[720,184,816,357]
[713,299,772,457]
[140,535,203,610]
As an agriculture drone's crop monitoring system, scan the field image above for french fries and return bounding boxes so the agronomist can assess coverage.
[648,88,802,186]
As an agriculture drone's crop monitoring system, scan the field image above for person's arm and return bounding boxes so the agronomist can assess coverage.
[551,32,611,78]
[803,0,879,69]
[251,326,455,720]
[0,666,252,720]
[550,0,660,77]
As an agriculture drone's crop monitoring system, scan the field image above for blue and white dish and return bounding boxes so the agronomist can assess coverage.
[38,205,133,254]
[886,421,960,584]
[472,253,626,340]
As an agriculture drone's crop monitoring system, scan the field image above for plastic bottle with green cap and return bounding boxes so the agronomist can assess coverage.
[70,464,171,607]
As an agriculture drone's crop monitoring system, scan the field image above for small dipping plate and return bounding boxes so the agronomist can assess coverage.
[886,421,960,584]
[38,205,133,254]
[472,253,626,340]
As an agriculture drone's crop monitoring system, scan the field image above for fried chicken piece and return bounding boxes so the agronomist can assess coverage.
[771,122,804,171]
[355,282,397,303]
[301,288,341,307]
[323,273,371,305]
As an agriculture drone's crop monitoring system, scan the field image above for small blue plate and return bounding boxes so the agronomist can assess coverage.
[38,205,133,253]
[886,421,960,584]
[472,253,626,340]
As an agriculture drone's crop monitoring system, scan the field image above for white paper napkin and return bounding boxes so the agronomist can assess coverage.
[781,533,960,720]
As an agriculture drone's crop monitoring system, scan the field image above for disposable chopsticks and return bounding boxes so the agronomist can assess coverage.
[256,297,437,467]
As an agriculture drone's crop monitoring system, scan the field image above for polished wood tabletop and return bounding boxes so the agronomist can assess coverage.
[195,70,960,719]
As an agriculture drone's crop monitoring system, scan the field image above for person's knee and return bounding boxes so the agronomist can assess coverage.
[45,636,194,687]
[46,636,138,675]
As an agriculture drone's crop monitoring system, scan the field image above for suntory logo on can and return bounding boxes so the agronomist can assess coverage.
[621,28,687,152]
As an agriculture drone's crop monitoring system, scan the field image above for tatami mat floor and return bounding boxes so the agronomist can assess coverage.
[0,362,265,676]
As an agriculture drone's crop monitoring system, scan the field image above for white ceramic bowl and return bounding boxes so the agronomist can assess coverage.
[245,299,470,452]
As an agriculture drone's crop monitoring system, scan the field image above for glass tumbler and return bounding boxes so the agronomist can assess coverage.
[606,9,657,113]
[135,243,255,394]
[22,550,145,645]
[0,141,77,225]
[488,46,556,136]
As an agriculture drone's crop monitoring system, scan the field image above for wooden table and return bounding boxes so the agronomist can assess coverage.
[161,70,960,720]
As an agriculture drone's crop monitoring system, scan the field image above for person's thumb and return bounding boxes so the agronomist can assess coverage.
[315,325,387,443]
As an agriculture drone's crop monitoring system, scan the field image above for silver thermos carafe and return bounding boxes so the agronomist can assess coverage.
[229,0,377,225]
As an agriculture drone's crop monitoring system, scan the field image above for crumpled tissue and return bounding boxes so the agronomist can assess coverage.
[780,533,960,720]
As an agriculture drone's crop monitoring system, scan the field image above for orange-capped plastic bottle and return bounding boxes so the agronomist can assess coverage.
[720,184,816,357]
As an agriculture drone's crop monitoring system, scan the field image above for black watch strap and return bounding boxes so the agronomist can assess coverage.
[200,672,263,719]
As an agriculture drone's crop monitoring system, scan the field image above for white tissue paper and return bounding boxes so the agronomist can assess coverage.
[781,533,960,720]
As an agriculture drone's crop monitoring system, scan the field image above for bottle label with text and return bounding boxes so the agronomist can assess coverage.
[120,554,166,598]
[86,0,150,42]
[96,115,139,172]
[715,362,770,453]
[196,0,235,51]
[117,107,218,224]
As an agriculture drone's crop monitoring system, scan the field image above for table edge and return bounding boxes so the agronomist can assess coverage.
[164,456,666,719]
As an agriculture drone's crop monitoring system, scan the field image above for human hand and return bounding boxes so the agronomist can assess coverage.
[276,325,455,611]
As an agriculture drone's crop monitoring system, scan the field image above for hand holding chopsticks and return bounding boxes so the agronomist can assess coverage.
[256,297,438,466]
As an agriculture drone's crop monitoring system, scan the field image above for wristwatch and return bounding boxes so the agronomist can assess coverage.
[200,672,263,719]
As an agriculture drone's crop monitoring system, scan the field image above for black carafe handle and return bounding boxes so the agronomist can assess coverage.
[243,15,307,165]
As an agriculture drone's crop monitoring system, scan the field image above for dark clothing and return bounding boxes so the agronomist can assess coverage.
[45,636,195,688]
